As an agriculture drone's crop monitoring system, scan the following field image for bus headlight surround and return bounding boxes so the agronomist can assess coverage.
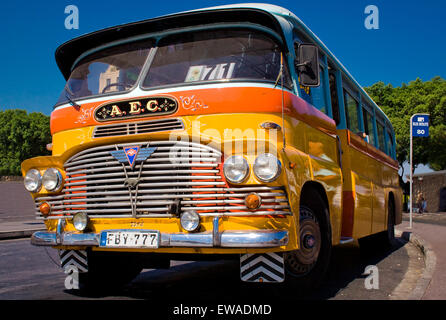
[24,169,42,193]
[223,155,249,183]
[253,153,282,182]
[180,211,200,232]
[42,168,63,192]
[73,212,89,231]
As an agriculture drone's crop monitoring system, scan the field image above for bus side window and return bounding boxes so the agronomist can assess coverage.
[376,121,386,152]
[362,107,376,146]
[386,129,394,158]
[329,72,340,125]
[343,90,360,134]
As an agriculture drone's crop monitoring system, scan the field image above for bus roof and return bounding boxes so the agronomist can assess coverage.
[55,3,392,128]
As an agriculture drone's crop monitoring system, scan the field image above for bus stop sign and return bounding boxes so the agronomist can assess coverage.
[412,115,429,137]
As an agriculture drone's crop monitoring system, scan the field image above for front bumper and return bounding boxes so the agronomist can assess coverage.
[31,218,289,248]
[31,230,289,248]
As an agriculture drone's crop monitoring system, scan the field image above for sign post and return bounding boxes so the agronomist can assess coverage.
[409,113,429,229]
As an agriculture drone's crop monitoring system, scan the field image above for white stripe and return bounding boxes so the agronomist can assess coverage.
[266,252,283,262]
[60,251,87,265]
[63,260,88,273]
[54,82,295,112]
[241,266,284,282]
[240,256,283,274]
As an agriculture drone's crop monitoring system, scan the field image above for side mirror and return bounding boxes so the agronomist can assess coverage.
[295,43,320,87]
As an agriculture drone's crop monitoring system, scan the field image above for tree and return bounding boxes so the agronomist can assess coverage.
[0,109,51,176]
[365,76,446,174]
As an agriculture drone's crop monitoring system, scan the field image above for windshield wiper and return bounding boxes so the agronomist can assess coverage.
[65,89,81,110]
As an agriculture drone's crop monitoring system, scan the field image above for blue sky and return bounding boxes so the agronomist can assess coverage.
[0,0,444,116]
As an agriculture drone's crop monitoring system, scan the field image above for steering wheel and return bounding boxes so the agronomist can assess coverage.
[101,83,133,93]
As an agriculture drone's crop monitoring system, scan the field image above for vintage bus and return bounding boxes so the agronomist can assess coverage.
[22,3,402,290]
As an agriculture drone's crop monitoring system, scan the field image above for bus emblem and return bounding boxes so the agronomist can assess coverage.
[110,146,157,169]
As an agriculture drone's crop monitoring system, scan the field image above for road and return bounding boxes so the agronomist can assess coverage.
[0,236,422,301]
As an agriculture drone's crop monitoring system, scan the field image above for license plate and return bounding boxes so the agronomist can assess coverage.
[99,230,160,248]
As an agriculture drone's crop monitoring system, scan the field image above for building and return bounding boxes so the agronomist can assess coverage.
[98,65,121,93]
[411,170,446,213]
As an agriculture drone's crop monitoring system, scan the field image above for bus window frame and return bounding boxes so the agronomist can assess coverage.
[309,54,332,117]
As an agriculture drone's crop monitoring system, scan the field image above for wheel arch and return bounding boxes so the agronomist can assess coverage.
[299,181,332,239]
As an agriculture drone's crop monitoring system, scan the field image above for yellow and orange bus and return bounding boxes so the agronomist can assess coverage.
[22,4,402,290]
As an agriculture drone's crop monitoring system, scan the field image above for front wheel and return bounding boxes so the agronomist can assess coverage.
[284,204,332,290]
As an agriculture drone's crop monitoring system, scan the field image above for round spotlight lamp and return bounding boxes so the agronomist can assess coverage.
[42,168,62,192]
[180,211,200,232]
[253,153,282,182]
[223,155,249,183]
[73,212,89,231]
[24,169,42,193]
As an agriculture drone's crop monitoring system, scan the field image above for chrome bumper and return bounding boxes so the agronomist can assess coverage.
[31,230,288,248]
[31,218,288,248]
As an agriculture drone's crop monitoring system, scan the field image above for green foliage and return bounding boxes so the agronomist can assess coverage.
[365,76,446,173]
[0,109,51,176]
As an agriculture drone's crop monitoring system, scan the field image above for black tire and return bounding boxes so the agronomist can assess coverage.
[377,199,395,247]
[284,199,332,290]
[78,250,143,293]
[361,199,395,250]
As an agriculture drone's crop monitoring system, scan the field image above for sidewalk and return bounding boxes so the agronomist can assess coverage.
[398,212,446,299]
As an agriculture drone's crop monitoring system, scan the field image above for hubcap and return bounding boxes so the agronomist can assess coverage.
[303,234,316,249]
[285,208,322,276]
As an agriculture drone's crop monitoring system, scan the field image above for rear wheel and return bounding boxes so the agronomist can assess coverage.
[377,199,395,247]
[284,200,332,290]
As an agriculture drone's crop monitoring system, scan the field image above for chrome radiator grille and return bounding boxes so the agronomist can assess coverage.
[35,141,291,219]
[92,118,184,138]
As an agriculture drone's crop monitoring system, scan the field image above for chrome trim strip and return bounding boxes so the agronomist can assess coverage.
[37,210,292,219]
[31,229,289,248]
[213,216,221,247]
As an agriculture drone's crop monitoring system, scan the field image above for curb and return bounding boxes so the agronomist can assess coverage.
[0,228,44,241]
[395,228,436,300]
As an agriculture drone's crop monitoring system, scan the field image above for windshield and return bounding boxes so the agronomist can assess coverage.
[142,29,291,88]
[56,29,291,106]
[57,40,154,105]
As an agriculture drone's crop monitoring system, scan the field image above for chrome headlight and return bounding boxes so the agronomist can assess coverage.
[253,153,282,182]
[24,169,42,193]
[73,212,89,231]
[42,168,62,192]
[180,211,200,232]
[223,155,249,183]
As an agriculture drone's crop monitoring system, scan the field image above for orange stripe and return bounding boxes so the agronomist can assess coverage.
[50,87,336,136]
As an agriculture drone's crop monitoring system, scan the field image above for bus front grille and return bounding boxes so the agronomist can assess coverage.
[92,118,184,138]
[34,141,291,219]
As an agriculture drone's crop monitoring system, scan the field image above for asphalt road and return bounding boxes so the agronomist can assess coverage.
[0,236,420,301]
